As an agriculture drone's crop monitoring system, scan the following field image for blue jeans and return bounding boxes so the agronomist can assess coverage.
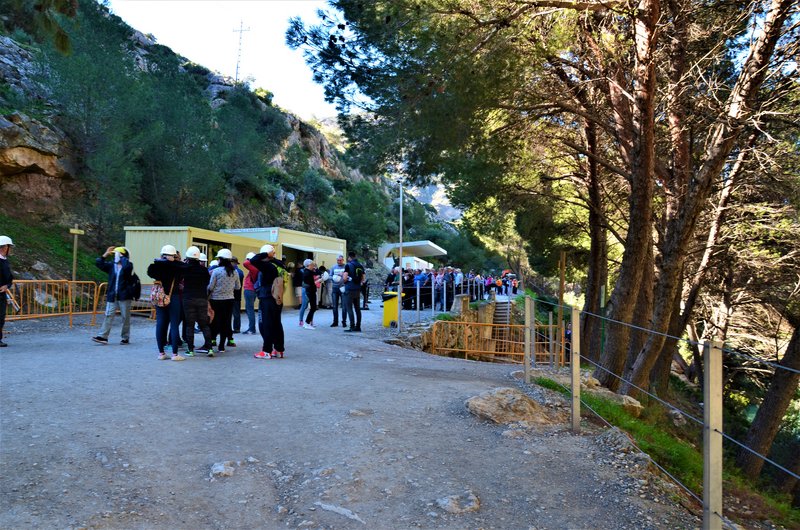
[298,287,309,323]
[244,289,257,333]
[331,287,346,325]
[156,297,182,354]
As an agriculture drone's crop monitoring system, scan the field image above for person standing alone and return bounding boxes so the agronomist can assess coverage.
[92,246,135,345]
[342,251,364,332]
[0,236,14,347]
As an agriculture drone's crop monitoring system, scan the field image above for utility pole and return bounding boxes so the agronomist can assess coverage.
[233,20,250,83]
[397,181,404,333]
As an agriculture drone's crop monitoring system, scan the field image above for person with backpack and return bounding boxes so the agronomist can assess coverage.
[342,250,364,332]
[241,252,259,335]
[180,246,214,356]
[250,244,287,359]
[92,246,136,345]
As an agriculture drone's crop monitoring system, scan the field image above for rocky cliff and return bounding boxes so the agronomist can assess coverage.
[0,32,377,230]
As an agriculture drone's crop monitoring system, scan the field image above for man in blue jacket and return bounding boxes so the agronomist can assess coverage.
[92,246,135,345]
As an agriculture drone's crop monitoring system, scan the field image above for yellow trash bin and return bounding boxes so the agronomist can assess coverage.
[382,291,405,328]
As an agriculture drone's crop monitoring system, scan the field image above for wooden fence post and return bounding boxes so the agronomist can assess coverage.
[571,307,581,433]
[524,296,532,384]
[703,340,723,530]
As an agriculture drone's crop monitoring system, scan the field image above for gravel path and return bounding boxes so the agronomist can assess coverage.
[0,305,700,529]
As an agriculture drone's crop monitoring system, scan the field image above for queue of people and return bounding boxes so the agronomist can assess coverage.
[384,266,520,311]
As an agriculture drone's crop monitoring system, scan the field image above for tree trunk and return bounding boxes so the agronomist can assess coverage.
[650,284,685,394]
[622,0,793,395]
[595,0,659,391]
[581,120,607,363]
[774,444,799,495]
[736,325,800,479]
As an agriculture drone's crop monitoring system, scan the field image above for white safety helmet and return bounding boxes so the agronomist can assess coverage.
[185,246,201,259]
[0,235,14,246]
[246,252,256,260]
[216,248,233,260]
[321,271,330,282]
[160,244,177,256]
[209,259,219,268]
[199,253,207,262]
[260,244,275,254]
[303,258,313,267]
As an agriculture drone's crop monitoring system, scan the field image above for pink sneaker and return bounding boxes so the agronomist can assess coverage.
[299,321,304,327]
[254,351,269,359]
[270,349,283,358]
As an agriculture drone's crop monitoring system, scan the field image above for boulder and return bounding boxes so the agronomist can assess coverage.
[465,387,560,425]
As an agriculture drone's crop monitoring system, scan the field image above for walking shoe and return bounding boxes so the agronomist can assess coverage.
[299,321,304,327]
[92,336,108,344]
[344,327,355,333]
[353,326,362,332]
[0,340,6,347]
[226,340,236,347]
[206,350,215,357]
[185,351,195,357]
[195,347,210,354]
[272,349,284,359]
[120,339,129,345]
[330,322,338,327]
[172,354,186,361]
[303,323,316,329]
[158,353,168,360]
[254,351,269,359]
[217,347,225,353]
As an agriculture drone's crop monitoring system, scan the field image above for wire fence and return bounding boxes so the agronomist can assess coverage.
[514,298,799,530]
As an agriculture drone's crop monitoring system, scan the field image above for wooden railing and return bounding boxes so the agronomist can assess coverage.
[430,320,562,365]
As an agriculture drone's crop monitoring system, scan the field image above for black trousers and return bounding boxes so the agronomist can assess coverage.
[0,295,6,339]
[210,299,234,347]
[183,297,212,350]
[259,296,284,353]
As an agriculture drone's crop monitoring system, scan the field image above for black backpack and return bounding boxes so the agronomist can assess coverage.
[131,272,142,301]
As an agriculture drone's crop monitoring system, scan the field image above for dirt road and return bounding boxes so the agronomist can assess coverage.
[0,307,698,529]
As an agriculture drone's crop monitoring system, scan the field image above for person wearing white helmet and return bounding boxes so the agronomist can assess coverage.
[199,253,207,267]
[0,235,14,347]
[300,260,319,329]
[230,255,245,334]
[249,244,287,359]
[241,251,259,334]
[329,255,348,328]
[92,245,135,345]
[180,246,214,356]
[147,244,186,361]
[298,258,314,327]
[207,248,240,353]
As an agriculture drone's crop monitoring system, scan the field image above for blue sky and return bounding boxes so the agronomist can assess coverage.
[107,0,338,120]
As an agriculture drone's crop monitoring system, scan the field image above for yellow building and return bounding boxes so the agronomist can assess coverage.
[124,225,346,307]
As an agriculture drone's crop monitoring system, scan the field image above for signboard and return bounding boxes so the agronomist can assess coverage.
[69,228,85,235]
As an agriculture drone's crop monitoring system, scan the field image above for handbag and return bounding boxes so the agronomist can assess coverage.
[150,278,175,308]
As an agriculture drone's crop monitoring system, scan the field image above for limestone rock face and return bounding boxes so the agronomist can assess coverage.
[0,113,78,217]
[465,387,558,425]
[0,36,39,97]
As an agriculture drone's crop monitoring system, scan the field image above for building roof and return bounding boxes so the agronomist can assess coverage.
[379,240,447,258]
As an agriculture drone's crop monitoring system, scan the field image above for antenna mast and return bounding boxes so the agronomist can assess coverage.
[233,20,250,83]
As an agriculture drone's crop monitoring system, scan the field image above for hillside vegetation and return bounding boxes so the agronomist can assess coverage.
[0,0,500,274]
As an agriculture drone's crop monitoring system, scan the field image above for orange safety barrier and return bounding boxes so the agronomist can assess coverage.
[430,320,560,365]
[6,280,155,327]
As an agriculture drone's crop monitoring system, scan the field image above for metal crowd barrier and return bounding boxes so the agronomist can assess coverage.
[6,280,155,327]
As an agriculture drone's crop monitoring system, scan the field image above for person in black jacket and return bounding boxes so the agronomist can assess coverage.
[181,246,214,356]
[0,235,14,347]
[147,244,185,361]
[250,244,287,359]
[92,246,135,345]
